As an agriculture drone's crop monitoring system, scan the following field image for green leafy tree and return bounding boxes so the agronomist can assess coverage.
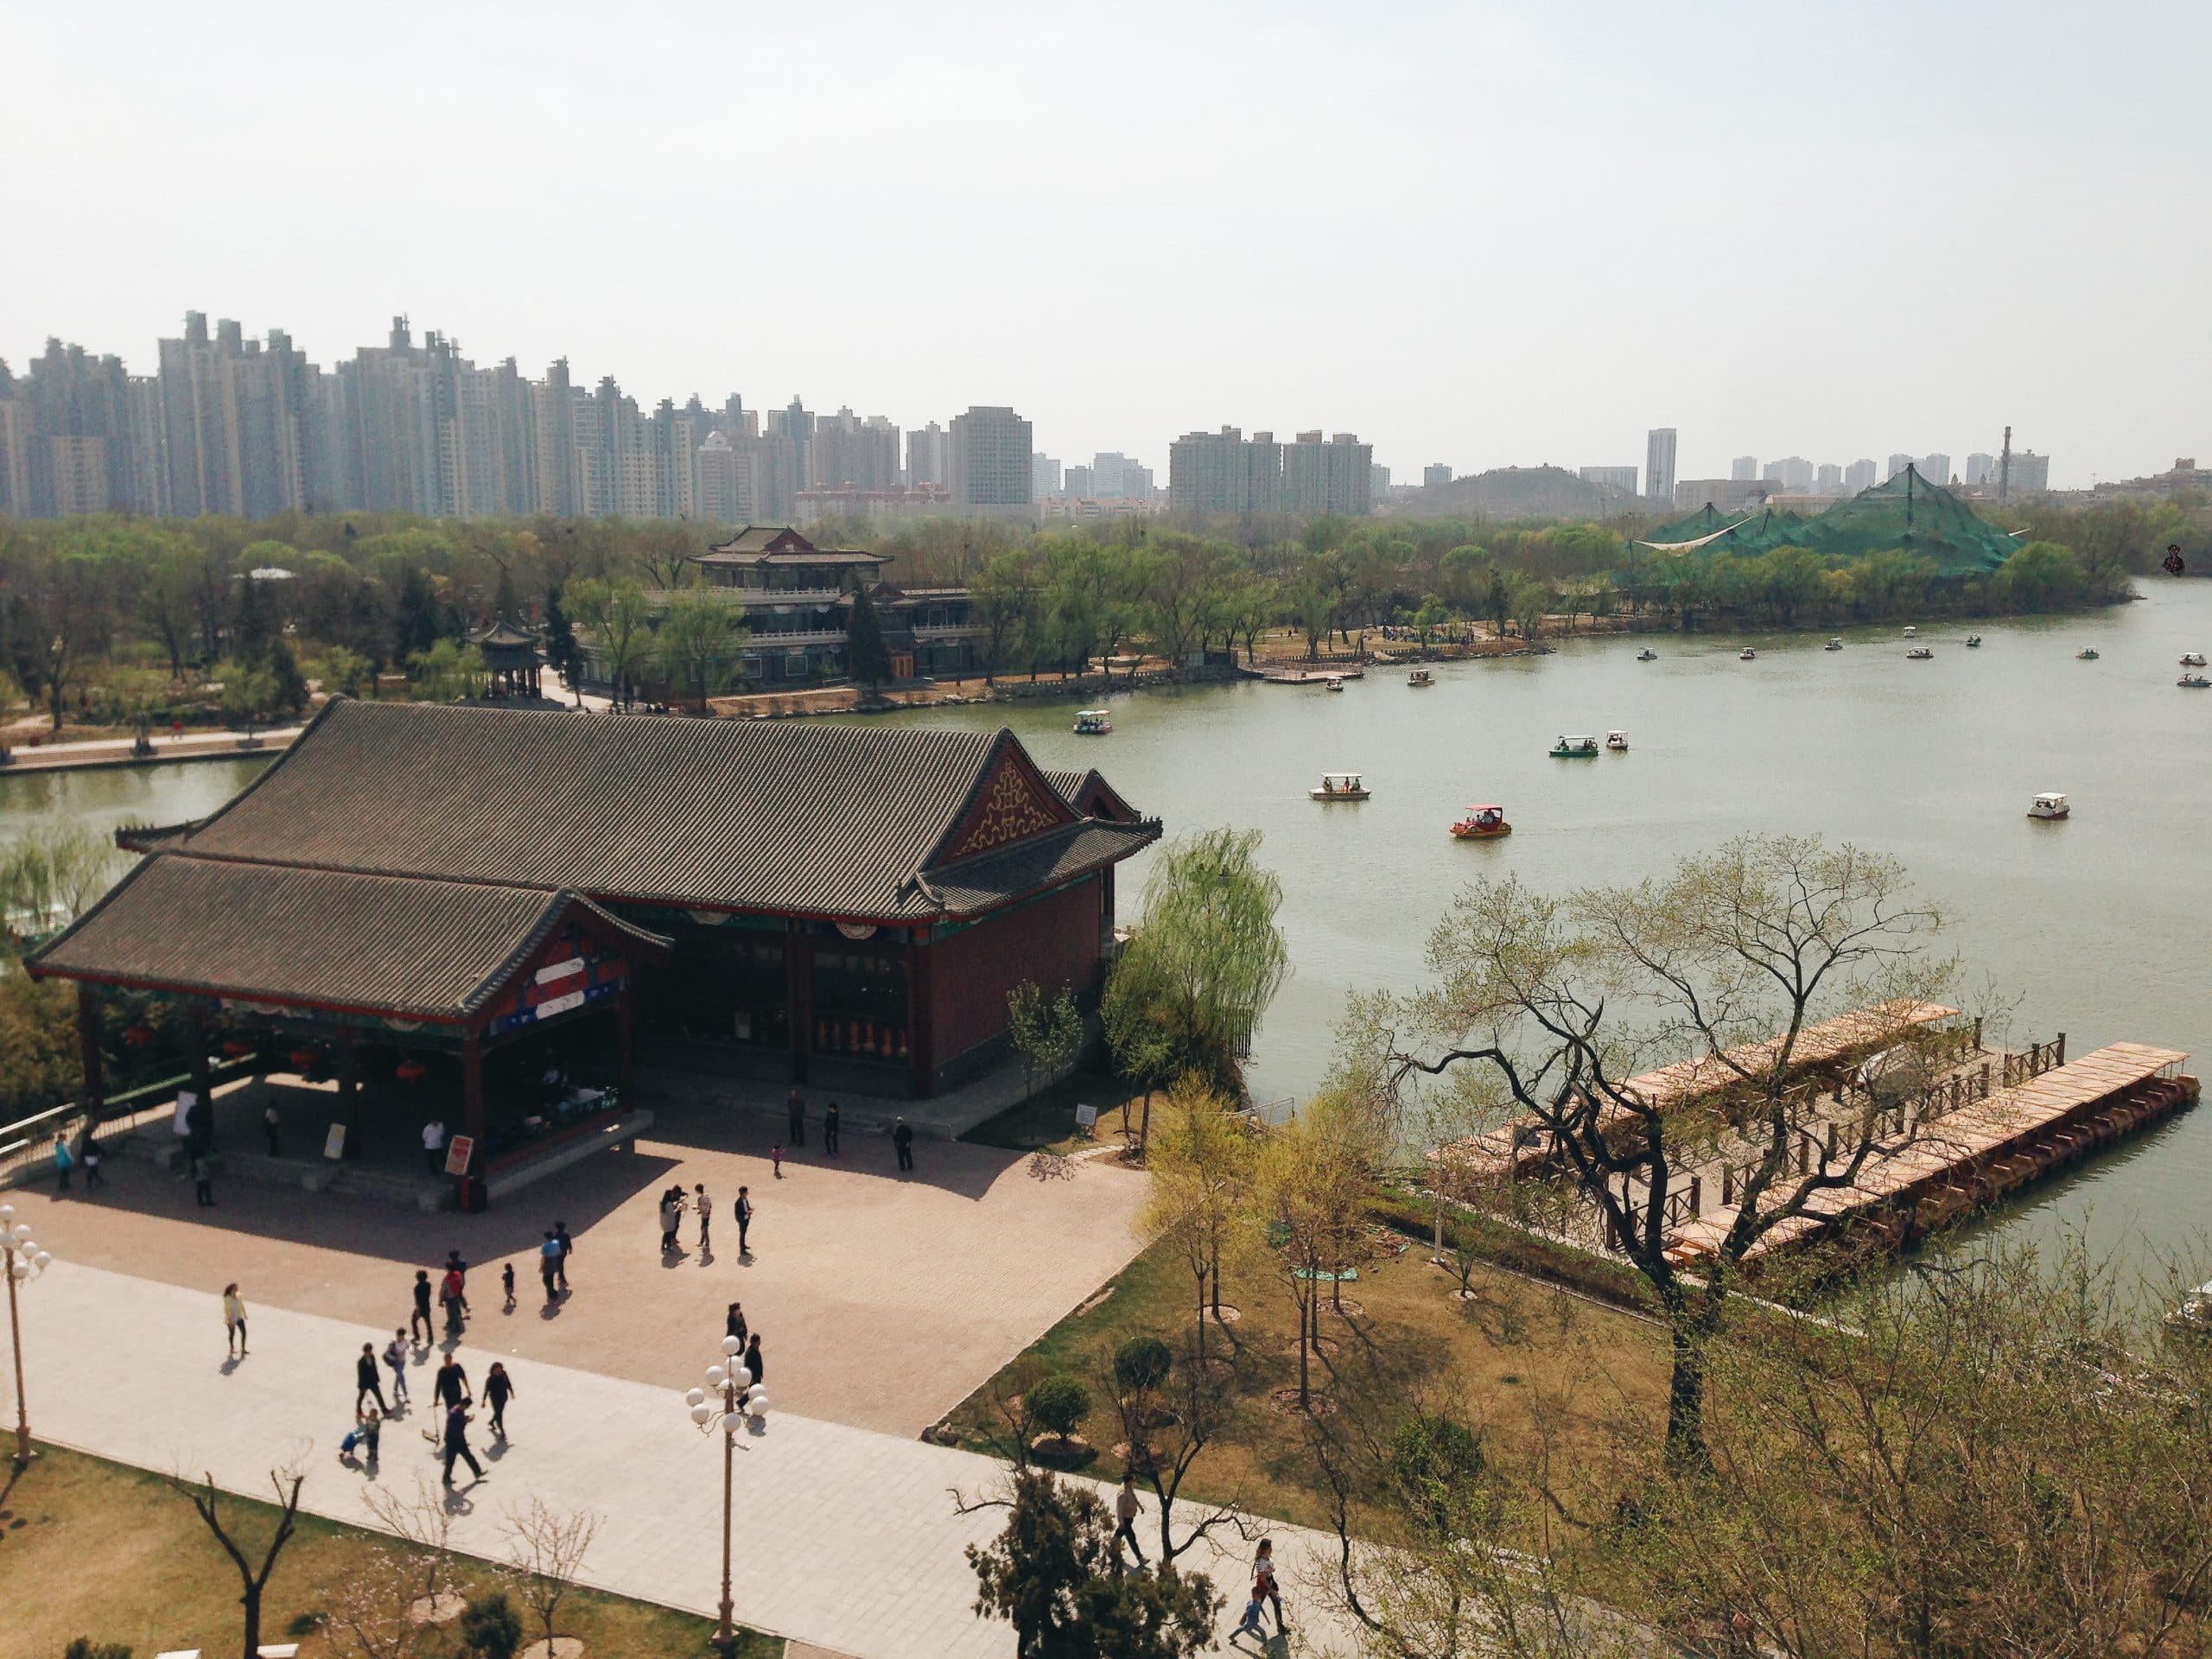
[319,645,372,702]
[845,577,893,690]
[1104,827,1287,1093]
[1007,979,1084,1130]
[404,639,488,703]
[565,576,651,708]
[652,589,749,712]
[966,1468,1221,1659]
[1999,540,2086,612]
[218,661,281,736]
[542,582,580,702]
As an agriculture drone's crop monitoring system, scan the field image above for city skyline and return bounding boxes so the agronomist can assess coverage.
[0,306,2109,521]
[3,3,2204,493]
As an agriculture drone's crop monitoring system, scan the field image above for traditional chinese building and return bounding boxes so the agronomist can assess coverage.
[28,700,1157,1182]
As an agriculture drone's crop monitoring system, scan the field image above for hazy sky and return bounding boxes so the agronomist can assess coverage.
[5,1,2205,489]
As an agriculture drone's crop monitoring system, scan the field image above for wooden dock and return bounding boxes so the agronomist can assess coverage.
[1440,1000,1964,1185]
[1252,665,1365,684]
[1662,1042,2196,1268]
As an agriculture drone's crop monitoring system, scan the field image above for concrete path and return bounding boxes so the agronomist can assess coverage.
[10,1262,1351,1658]
[25,1117,1148,1435]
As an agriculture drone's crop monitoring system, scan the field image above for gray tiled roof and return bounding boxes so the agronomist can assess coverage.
[148,700,1154,922]
[30,855,668,1020]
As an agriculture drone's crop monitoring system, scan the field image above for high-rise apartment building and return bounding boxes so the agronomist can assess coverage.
[1764,456,1815,492]
[2001,451,2050,494]
[1886,454,1916,480]
[1964,453,1997,486]
[1578,465,1637,494]
[948,405,1034,517]
[1370,462,1392,494]
[1920,453,1951,485]
[1815,462,1843,493]
[1645,429,1676,503]
[1169,426,1371,516]
[1845,459,1878,493]
[695,429,757,524]
[1032,454,1062,498]
[906,422,951,489]
[1732,454,1758,482]
[808,407,900,492]
[1064,464,1094,498]
[1424,463,1452,489]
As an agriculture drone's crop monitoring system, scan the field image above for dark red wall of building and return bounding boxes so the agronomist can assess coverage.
[931,877,1105,1064]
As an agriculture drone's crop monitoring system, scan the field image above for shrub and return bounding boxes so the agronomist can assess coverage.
[1388,1412,1486,1534]
[64,1642,132,1659]
[459,1589,524,1659]
[1027,1372,1090,1440]
[1113,1335,1173,1395]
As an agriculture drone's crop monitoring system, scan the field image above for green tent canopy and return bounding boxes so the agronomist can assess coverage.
[1634,466,2021,575]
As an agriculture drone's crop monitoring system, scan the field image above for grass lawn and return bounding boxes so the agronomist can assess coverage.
[937,1214,1670,1535]
[960,1069,1152,1156]
[0,1433,779,1658]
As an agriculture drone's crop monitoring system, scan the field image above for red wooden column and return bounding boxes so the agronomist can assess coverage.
[907,929,936,1099]
[337,1028,360,1160]
[75,983,104,1120]
[786,925,814,1087]
[186,1002,213,1105]
[460,1030,486,1197]
[616,977,635,1095]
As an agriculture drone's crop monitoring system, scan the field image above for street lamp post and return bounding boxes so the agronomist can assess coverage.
[684,1333,768,1656]
[1,1203,55,1469]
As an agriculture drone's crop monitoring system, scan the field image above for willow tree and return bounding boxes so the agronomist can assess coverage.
[652,589,748,712]
[1357,835,1960,1469]
[1103,827,1287,1096]
[565,575,651,708]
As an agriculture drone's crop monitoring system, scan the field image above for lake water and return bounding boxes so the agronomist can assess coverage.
[13,582,2209,1268]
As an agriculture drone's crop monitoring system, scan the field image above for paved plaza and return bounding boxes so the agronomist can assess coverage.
[25,1100,1147,1435]
[11,1261,1348,1657]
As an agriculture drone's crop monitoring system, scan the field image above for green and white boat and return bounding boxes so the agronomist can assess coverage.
[1550,734,1601,759]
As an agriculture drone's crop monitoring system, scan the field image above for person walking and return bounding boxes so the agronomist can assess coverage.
[263,1102,281,1158]
[52,1132,73,1192]
[553,1221,573,1289]
[769,1142,784,1179]
[81,1138,104,1189]
[441,1400,485,1485]
[500,1262,516,1311]
[823,1102,841,1155]
[484,1362,516,1440]
[340,1405,382,1467]
[422,1117,447,1174]
[893,1116,914,1173]
[384,1330,411,1406]
[439,1267,466,1338]
[1252,1537,1285,1631]
[742,1332,764,1391]
[410,1269,435,1343]
[434,1352,470,1410]
[222,1284,247,1357]
[1230,1574,1268,1645]
[444,1250,473,1316]
[726,1302,747,1347]
[193,1152,216,1206]
[658,1188,682,1254]
[537,1231,562,1303]
[1114,1474,1147,1567]
[734,1186,753,1257]
[693,1182,712,1249]
[355,1341,390,1412]
[785,1087,806,1147]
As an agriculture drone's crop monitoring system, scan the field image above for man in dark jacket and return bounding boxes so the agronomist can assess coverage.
[435,1354,470,1409]
[823,1103,841,1155]
[785,1089,806,1147]
[355,1342,389,1413]
[893,1116,914,1172]
[442,1401,484,1485]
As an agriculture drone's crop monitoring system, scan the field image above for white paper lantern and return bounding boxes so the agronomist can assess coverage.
[746,1382,766,1404]
[721,1334,745,1357]
[0,1203,16,1223]
[685,1388,706,1408]
[32,1251,49,1270]
[690,1403,714,1426]
[747,1392,769,1416]
[705,1364,728,1389]
[10,1223,29,1243]
[721,1411,747,1434]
